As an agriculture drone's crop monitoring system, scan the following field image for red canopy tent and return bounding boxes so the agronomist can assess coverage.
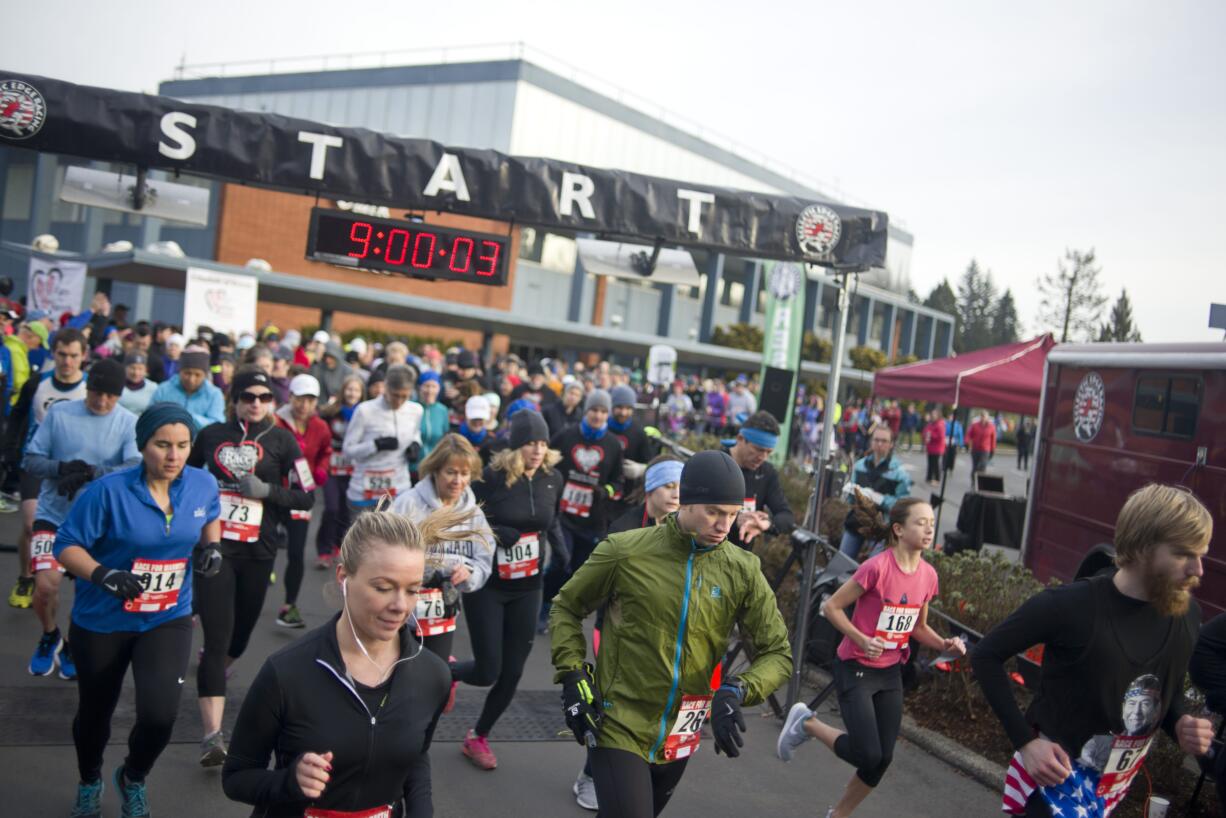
[873,334,1056,414]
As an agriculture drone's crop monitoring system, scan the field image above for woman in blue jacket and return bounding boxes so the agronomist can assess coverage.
[53,403,222,818]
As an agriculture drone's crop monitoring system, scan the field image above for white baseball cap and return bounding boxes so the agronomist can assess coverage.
[289,374,321,397]
[348,336,368,355]
[465,395,492,421]
[312,330,331,345]
[167,333,186,349]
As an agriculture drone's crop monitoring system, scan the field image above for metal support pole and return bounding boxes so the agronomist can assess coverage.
[785,271,856,709]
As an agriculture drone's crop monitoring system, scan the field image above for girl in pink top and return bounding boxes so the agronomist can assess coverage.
[774,497,965,818]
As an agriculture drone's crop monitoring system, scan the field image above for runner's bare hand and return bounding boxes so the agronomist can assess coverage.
[1175,714,1214,756]
[1020,738,1072,787]
[859,635,888,660]
[942,637,967,657]
[450,564,472,586]
[295,751,333,799]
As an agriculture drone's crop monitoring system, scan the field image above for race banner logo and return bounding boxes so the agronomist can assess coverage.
[0,80,47,140]
[795,204,842,259]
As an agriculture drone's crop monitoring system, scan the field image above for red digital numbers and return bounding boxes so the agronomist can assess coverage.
[384,228,410,264]
[449,236,474,272]
[348,221,372,259]
[477,240,501,277]
[411,233,437,269]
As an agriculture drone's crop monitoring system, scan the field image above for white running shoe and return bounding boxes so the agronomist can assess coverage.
[573,770,598,811]
[776,701,814,762]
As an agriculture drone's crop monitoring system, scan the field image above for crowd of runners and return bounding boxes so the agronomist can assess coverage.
[0,294,1219,818]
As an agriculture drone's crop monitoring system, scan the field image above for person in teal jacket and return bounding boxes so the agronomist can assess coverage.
[150,350,225,430]
[415,371,450,460]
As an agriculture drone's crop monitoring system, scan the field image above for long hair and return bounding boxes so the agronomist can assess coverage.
[339,497,483,575]
[489,444,562,488]
[853,495,927,546]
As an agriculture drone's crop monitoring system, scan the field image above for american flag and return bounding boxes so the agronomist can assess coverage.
[1002,753,1128,817]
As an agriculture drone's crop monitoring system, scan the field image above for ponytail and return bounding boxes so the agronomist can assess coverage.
[853,495,927,546]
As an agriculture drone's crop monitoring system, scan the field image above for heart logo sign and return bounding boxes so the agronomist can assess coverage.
[571,445,604,474]
[30,267,62,311]
[215,441,264,481]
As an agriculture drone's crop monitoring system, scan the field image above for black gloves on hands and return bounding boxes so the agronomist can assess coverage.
[57,466,97,499]
[711,681,747,758]
[374,436,400,452]
[238,474,271,499]
[560,663,603,747]
[90,565,144,601]
[404,441,422,463]
[193,543,223,579]
[58,460,93,476]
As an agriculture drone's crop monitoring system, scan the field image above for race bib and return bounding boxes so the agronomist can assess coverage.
[1096,734,1154,803]
[290,508,312,522]
[304,806,394,818]
[560,481,595,518]
[30,528,63,574]
[497,533,540,580]
[363,468,397,501]
[293,457,316,492]
[414,588,455,636]
[330,450,353,476]
[123,558,188,613]
[874,603,921,649]
[661,694,712,761]
[742,497,757,514]
[220,490,264,542]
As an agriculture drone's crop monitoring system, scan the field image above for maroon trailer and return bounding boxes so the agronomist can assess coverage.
[1023,342,1226,617]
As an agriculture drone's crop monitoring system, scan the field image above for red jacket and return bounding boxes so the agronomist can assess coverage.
[967,419,997,454]
[275,408,332,488]
[923,420,946,455]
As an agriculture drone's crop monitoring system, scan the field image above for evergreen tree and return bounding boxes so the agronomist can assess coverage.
[1037,248,1108,342]
[1096,288,1143,342]
[956,260,999,353]
[991,289,1021,345]
[924,278,959,349]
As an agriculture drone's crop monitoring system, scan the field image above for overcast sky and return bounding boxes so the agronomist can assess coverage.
[7,0,1224,342]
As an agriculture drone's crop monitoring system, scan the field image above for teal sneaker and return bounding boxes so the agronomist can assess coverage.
[113,766,150,818]
[68,778,103,818]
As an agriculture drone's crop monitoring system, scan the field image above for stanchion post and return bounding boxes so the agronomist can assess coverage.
[784,271,855,709]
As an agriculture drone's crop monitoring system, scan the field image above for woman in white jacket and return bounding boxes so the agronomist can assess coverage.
[393,433,494,667]
[342,365,423,511]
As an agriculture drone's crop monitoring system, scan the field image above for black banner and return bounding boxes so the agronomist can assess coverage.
[0,71,888,268]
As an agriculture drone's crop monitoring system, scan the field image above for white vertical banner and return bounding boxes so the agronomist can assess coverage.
[27,256,88,317]
[182,266,258,339]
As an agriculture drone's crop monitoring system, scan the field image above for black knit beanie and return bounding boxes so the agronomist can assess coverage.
[509,410,550,449]
[86,358,126,397]
[679,450,745,506]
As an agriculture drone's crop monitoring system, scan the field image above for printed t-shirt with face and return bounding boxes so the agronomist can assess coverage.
[836,548,939,669]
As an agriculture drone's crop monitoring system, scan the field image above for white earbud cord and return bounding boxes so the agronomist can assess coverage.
[341,579,423,686]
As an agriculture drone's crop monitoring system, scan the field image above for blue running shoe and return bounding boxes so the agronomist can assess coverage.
[59,640,77,681]
[113,766,150,818]
[29,630,62,676]
[69,778,103,818]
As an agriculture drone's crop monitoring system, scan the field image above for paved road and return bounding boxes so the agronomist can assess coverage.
[0,473,1008,818]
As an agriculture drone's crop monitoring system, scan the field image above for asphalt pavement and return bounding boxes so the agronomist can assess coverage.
[0,452,1012,817]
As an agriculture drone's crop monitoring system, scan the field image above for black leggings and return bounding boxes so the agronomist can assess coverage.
[832,659,903,788]
[316,475,352,557]
[421,629,455,662]
[588,747,689,818]
[70,617,193,783]
[283,517,308,605]
[195,556,273,698]
[452,583,540,737]
[925,454,941,483]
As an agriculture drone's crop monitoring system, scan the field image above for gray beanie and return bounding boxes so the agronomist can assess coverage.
[610,385,637,408]
[584,389,612,412]
[679,451,746,506]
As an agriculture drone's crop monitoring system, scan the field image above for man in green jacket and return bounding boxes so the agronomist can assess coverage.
[550,449,792,818]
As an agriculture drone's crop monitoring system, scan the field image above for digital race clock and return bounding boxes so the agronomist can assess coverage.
[305,208,510,286]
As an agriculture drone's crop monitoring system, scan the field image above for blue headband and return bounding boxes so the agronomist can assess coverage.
[739,427,779,450]
[417,370,441,386]
[645,460,684,494]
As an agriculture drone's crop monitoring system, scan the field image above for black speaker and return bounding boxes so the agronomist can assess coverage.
[759,366,795,424]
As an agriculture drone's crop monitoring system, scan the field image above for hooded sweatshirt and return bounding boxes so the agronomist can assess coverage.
[391,476,494,593]
[309,342,353,404]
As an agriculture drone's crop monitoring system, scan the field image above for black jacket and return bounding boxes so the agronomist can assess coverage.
[473,463,565,592]
[543,400,582,438]
[188,417,313,560]
[222,614,450,818]
[722,449,795,551]
[550,426,624,537]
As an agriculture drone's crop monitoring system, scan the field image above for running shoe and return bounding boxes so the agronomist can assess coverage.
[59,640,78,681]
[0,496,18,513]
[200,730,228,767]
[269,570,277,585]
[113,766,150,818]
[573,770,598,811]
[461,729,497,770]
[29,630,62,676]
[8,575,33,608]
[68,778,103,818]
[444,655,458,714]
[776,701,814,762]
[315,554,332,570]
[276,604,305,629]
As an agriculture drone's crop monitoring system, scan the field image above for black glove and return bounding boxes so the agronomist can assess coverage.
[374,436,400,452]
[711,680,747,758]
[560,663,603,747]
[491,525,523,550]
[90,565,144,601]
[404,441,422,463]
[57,468,96,499]
[193,543,223,579]
[58,459,92,476]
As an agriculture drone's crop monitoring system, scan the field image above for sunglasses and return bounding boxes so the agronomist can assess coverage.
[238,391,276,404]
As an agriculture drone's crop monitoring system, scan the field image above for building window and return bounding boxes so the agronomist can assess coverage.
[1131,375,1200,439]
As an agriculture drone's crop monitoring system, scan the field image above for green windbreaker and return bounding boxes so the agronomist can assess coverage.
[549,514,792,763]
